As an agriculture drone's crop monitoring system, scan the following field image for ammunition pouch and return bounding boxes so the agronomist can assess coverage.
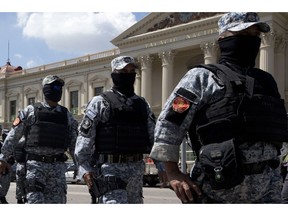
[91,175,127,198]
[199,139,244,190]
[281,164,288,182]
[7,156,15,165]
[14,147,27,163]
[27,180,45,193]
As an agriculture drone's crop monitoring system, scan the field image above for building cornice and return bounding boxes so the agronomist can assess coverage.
[114,14,222,49]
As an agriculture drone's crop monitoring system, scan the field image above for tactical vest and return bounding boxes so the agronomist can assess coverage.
[95,91,151,154]
[189,64,288,152]
[25,103,69,149]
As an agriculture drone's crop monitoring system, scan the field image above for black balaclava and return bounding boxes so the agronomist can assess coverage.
[43,81,63,102]
[218,35,261,68]
[111,72,136,97]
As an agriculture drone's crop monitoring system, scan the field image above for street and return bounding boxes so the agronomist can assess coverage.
[5,182,181,204]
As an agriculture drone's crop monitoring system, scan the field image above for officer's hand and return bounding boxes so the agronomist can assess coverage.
[83,172,95,189]
[0,160,8,176]
[165,161,202,203]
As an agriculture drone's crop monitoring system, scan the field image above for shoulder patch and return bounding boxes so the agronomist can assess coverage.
[172,96,190,113]
[86,109,97,120]
[12,117,21,127]
[81,117,93,129]
[176,88,197,103]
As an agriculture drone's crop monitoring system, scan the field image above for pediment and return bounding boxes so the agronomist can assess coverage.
[6,90,18,97]
[66,79,82,87]
[90,76,108,83]
[24,87,38,94]
[111,12,222,46]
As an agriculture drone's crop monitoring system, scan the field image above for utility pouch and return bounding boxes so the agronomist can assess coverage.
[91,177,108,198]
[14,146,27,163]
[90,175,127,198]
[199,139,244,190]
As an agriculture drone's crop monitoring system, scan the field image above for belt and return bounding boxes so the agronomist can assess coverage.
[27,153,67,163]
[242,161,269,175]
[103,154,143,163]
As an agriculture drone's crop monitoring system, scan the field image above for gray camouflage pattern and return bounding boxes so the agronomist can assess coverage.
[0,101,77,203]
[75,89,155,203]
[200,166,282,203]
[149,67,283,203]
[218,12,270,35]
[15,162,26,200]
[0,102,77,161]
[26,160,67,203]
[99,160,145,204]
[0,171,11,197]
[75,89,155,178]
[111,56,137,72]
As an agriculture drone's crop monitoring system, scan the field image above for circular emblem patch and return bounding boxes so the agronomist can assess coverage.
[82,118,92,129]
[172,97,190,113]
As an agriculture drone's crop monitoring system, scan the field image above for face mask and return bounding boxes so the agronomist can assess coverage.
[43,84,63,102]
[218,35,261,68]
[111,72,136,97]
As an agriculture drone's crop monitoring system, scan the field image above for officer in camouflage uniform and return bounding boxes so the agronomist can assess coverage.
[75,56,155,204]
[281,142,288,203]
[14,136,27,204]
[0,132,14,204]
[0,75,77,204]
[150,12,287,203]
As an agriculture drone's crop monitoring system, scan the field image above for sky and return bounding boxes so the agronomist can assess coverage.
[0,12,149,69]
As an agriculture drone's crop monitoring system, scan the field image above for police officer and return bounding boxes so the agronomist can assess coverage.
[75,56,155,204]
[150,12,287,203]
[281,142,288,203]
[0,132,14,204]
[14,136,27,204]
[0,75,77,204]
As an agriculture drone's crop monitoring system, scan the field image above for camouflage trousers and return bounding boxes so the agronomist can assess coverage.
[25,160,67,204]
[0,172,11,197]
[201,166,283,203]
[99,160,145,204]
[281,166,288,203]
[16,163,26,200]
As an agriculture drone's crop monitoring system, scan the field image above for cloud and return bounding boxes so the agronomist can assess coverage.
[16,12,137,55]
[26,59,38,68]
[14,54,22,59]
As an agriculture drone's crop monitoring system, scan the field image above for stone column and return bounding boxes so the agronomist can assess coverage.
[274,33,286,99]
[200,41,218,64]
[134,70,141,96]
[259,31,276,76]
[139,55,154,104]
[159,50,175,108]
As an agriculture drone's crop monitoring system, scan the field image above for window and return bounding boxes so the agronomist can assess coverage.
[10,100,16,122]
[70,90,78,115]
[94,86,104,96]
[28,97,35,105]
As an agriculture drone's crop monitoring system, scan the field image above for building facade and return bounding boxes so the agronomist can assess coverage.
[0,12,288,130]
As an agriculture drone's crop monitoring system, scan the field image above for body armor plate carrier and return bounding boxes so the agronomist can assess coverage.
[95,91,151,154]
[189,64,288,152]
[26,103,69,149]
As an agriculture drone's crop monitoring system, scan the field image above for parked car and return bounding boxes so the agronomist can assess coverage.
[65,162,84,184]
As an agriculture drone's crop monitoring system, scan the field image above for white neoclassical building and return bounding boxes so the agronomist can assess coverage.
[0,12,288,129]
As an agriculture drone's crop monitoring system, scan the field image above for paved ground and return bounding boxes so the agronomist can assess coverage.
[5,182,181,204]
